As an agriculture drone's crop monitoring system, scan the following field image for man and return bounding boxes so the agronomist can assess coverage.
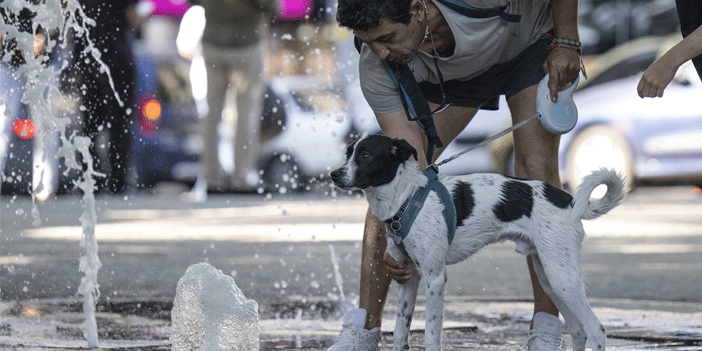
[329,0,581,350]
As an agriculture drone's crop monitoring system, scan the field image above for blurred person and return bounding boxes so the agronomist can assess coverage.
[177,4,209,201]
[176,5,207,118]
[637,0,702,98]
[71,0,140,194]
[186,0,277,193]
[139,0,190,53]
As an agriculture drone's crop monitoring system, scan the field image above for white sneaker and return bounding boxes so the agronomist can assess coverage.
[526,312,566,351]
[327,308,381,351]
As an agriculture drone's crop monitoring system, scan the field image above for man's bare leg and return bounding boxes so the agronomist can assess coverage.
[359,208,393,328]
[508,85,561,324]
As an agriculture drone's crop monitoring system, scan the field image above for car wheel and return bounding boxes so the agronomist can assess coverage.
[262,154,303,194]
[565,125,634,192]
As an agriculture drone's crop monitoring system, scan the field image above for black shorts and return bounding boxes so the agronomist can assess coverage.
[418,34,551,111]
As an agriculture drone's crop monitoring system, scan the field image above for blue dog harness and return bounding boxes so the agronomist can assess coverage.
[385,166,457,258]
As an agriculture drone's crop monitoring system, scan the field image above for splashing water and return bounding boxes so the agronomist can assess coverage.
[171,262,260,351]
[329,244,354,315]
[1,0,123,346]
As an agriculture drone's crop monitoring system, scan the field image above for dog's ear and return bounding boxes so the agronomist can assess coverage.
[390,139,418,162]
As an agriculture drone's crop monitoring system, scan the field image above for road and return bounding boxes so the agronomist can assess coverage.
[1,183,701,306]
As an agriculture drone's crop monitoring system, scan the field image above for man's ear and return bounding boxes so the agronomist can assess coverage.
[390,138,418,162]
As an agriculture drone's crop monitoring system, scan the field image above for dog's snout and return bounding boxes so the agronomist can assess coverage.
[330,168,343,182]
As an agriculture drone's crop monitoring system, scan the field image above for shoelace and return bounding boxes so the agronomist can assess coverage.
[335,324,361,346]
[525,331,565,350]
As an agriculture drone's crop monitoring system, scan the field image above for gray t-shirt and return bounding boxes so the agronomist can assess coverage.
[359,0,554,114]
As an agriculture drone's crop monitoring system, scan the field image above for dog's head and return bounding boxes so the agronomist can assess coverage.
[330,135,417,190]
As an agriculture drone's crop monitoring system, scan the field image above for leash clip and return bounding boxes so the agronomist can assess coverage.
[389,220,402,233]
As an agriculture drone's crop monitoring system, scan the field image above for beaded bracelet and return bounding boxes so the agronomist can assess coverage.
[552,37,581,47]
[548,43,583,55]
[545,33,582,49]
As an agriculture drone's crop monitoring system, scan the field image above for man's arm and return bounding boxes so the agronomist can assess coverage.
[543,0,581,101]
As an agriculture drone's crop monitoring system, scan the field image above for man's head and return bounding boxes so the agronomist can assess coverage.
[337,0,428,64]
[337,0,414,31]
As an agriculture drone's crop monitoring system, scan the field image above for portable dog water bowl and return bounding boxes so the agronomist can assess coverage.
[536,73,579,135]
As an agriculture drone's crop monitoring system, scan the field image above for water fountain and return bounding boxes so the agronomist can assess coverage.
[1,0,113,346]
[171,262,260,350]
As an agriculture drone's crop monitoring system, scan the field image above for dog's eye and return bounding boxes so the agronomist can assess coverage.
[361,152,371,160]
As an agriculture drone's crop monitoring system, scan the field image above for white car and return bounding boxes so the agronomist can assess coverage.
[258,76,353,192]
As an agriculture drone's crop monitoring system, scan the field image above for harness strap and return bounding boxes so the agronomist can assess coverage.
[380,61,442,165]
[385,167,457,258]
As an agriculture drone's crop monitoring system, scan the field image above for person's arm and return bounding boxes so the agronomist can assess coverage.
[637,25,702,98]
[543,0,581,102]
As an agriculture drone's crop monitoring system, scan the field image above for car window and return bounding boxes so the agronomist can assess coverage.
[584,51,657,89]
[156,61,194,104]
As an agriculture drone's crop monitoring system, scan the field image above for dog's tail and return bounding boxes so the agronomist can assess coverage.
[570,168,626,221]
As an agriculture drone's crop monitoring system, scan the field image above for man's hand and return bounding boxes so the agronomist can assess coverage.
[383,251,411,284]
[543,46,581,102]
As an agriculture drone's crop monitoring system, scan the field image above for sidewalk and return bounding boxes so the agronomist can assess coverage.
[2,295,701,350]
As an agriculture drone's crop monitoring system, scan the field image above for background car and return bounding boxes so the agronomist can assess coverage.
[560,38,702,191]
[0,86,81,199]
[132,39,352,192]
[578,0,679,54]
[259,76,352,193]
[131,39,199,189]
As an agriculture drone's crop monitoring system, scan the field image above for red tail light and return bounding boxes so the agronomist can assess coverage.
[13,119,36,140]
[138,95,161,136]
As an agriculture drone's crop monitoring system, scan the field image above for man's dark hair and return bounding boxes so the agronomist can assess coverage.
[336,0,413,31]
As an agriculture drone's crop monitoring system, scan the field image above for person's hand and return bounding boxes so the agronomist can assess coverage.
[543,46,581,102]
[383,251,411,284]
[637,57,677,98]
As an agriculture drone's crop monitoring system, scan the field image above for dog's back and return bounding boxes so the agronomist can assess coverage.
[409,169,625,265]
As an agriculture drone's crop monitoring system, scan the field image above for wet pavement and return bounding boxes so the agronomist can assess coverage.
[1,295,701,350]
[1,185,702,350]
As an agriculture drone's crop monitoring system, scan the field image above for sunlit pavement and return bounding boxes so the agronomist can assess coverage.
[1,184,701,349]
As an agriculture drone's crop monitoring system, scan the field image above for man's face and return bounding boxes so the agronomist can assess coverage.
[354,16,425,64]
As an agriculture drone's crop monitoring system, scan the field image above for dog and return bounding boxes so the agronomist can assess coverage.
[330,135,626,351]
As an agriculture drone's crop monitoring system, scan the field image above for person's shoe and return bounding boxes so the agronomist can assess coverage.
[180,176,208,203]
[526,312,566,351]
[327,308,381,351]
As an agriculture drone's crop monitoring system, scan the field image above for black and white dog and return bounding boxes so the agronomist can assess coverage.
[330,135,626,351]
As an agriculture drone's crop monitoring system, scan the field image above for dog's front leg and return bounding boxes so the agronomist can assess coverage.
[423,268,446,351]
[394,268,421,351]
